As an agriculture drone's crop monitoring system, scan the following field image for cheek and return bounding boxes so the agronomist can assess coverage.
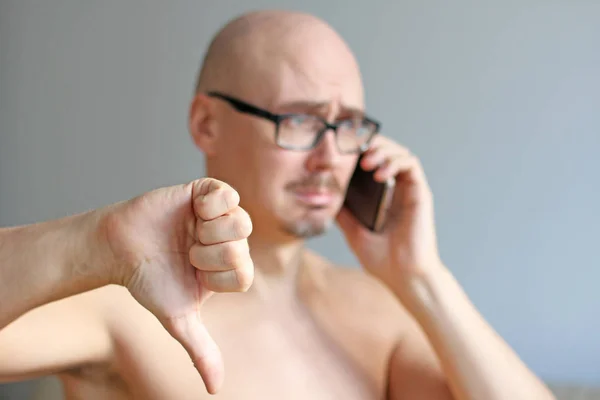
[255,151,302,193]
[338,157,359,189]
[231,147,302,209]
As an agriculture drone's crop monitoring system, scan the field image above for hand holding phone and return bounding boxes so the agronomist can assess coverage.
[343,152,395,233]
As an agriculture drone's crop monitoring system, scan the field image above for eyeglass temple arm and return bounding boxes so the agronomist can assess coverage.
[207,92,280,123]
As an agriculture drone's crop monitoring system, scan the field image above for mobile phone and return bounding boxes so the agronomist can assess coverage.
[343,152,395,232]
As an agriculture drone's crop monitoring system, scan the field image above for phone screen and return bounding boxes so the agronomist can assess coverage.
[343,153,395,232]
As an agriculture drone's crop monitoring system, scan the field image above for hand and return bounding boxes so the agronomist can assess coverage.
[337,136,442,295]
[99,178,253,394]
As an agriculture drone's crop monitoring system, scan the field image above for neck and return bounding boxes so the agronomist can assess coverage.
[248,234,306,295]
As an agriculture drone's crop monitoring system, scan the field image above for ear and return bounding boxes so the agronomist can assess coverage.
[188,93,218,155]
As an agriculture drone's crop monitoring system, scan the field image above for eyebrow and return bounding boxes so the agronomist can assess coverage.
[275,100,365,117]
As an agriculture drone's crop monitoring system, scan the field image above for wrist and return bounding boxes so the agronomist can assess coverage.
[389,261,453,316]
[94,199,148,288]
[0,210,113,327]
[91,202,136,287]
[63,209,116,289]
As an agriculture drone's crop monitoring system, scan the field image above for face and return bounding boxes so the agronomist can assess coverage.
[193,26,367,241]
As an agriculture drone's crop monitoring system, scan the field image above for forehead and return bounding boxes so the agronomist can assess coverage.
[245,34,365,114]
[272,61,364,115]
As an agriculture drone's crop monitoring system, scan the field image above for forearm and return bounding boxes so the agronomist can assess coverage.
[393,264,555,400]
[0,210,112,329]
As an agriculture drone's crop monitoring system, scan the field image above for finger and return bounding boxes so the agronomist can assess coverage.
[194,177,236,197]
[370,136,411,154]
[373,155,416,182]
[198,263,254,292]
[161,311,223,395]
[197,206,253,245]
[360,149,387,171]
[193,178,240,220]
[189,239,251,272]
[360,145,410,171]
[381,157,433,206]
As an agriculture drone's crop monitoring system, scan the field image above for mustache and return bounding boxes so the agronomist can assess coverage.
[286,174,343,193]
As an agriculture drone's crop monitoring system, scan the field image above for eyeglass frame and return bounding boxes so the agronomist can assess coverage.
[206,91,381,154]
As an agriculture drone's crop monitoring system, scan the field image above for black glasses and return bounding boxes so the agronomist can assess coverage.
[207,91,380,154]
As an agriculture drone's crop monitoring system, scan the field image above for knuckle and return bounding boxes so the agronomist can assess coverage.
[224,188,240,210]
[207,188,223,206]
[195,220,208,243]
[194,198,211,220]
[219,270,239,292]
[219,241,243,267]
[235,264,254,292]
[203,270,246,293]
[203,187,240,217]
[197,219,221,245]
[207,190,227,216]
[213,178,232,191]
[232,208,253,238]
[206,177,228,195]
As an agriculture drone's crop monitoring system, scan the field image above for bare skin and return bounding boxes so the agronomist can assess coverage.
[0,9,555,400]
[30,252,407,400]
[0,178,255,395]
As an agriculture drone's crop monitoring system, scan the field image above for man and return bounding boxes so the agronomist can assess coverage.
[0,9,555,400]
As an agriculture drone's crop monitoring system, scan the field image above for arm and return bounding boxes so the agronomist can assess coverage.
[336,136,555,400]
[0,210,122,383]
[0,289,114,383]
[387,263,555,400]
[0,178,254,394]
[0,211,111,331]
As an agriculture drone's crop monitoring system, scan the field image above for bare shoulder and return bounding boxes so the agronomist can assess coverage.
[303,251,404,312]
[298,250,431,390]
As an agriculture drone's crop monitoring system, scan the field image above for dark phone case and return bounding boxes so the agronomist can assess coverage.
[343,154,391,232]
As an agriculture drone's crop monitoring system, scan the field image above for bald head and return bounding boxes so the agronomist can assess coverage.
[188,10,367,242]
[194,10,362,102]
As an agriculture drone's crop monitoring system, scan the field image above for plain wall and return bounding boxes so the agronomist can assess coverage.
[1,0,599,398]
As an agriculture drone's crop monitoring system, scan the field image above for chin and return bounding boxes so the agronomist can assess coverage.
[282,216,334,238]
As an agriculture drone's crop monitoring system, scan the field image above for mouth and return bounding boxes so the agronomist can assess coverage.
[292,189,338,207]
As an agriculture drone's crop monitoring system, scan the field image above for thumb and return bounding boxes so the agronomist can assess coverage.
[161,311,224,395]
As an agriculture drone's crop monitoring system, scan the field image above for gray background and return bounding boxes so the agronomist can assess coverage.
[1,0,599,398]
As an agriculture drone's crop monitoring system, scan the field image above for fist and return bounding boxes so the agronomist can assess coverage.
[191,178,254,293]
[101,178,253,394]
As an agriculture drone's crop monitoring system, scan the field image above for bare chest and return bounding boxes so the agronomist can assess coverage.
[208,312,380,400]
[67,295,392,400]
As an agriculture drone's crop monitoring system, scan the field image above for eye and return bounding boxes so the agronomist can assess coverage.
[356,121,375,137]
[281,115,321,131]
[287,115,309,127]
[337,118,355,129]
[338,118,372,135]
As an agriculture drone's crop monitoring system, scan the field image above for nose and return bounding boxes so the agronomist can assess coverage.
[305,128,342,172]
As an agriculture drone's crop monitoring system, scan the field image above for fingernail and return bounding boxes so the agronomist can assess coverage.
[374,170,387,182]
